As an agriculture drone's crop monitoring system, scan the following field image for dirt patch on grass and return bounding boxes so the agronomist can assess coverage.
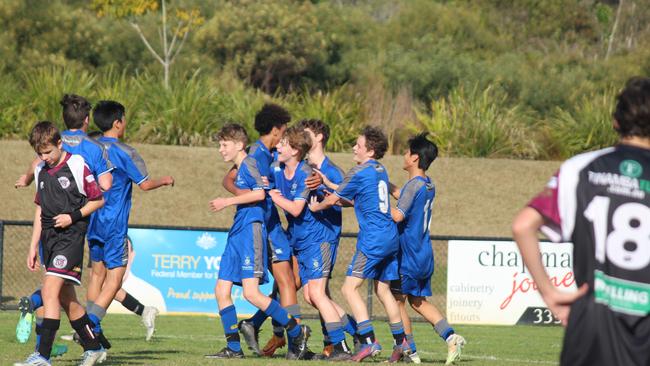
[1,140,559,237]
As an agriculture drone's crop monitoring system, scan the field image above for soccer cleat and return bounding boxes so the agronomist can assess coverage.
[78,347,107,366]
[388,340,411,363]
[261,334,286,357]
[288,325,311,360]
[205,347,245,359]
[238,320,261,355]
[141,306,159,341]
[351,341,382,362]
[325,348,352,362]
[13,352,51,366]
[16,296,35,343]
[51,344,68,358]
[445,334,466,365]
[408,351,422,364]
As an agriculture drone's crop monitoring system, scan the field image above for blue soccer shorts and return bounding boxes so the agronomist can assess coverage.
[88,236,128,269]
[346,249,398,281]
[218,222,269,285]
[297,241,338,283]
[390,275,433,297]
[267,221,292,263]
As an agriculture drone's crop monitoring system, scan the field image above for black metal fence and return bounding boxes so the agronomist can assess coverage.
[0,220,509,321]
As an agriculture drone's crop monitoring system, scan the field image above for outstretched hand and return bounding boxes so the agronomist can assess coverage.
[308,195,322,212]
[305,171,322,191]
[209,198,230,212]
[542,283,589,326]
[15,175,30,188]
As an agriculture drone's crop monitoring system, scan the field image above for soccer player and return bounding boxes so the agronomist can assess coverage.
[83,100,174,348]
[15,121,106,366]
[309,126,411,362]
[512,77,650,366]
[297,119,359,356]
[229,104,298,357]
[389,133,465,365]
[15,95,113,354]
[269,126,353,360]
[207,123,310,359]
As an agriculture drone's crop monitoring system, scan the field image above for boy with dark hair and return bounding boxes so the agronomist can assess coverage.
[229,103,301,357]
[310,126,411,362]
[298,119,359,357]
[15,94,113,354]
[15,121,106,366]
[513,77,650,366]
[269,126,352,360]
[83,100,174,350]
[208,123,310,359]
[389,133,465,365]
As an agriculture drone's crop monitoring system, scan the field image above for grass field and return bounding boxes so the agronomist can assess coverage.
[0,312,563,365]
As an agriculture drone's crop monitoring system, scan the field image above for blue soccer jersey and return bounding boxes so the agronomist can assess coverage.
[61,130,113,179]
[87,137,149,243]
[248,140,282,225]
[231,155,266,232]
[272,160,336,251]
[396,176,435,279]
[335,160,398,259]
[312,157,345,243]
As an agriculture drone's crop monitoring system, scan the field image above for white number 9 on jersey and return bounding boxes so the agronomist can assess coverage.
[378,181,389,214]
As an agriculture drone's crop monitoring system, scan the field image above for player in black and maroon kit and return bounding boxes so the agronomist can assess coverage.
[513,77,650,366]
[15,122,106,366]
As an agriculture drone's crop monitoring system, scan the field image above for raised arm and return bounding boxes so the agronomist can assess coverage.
[210,189,265,212]
[15,157,41,188]
[139,176,174,191]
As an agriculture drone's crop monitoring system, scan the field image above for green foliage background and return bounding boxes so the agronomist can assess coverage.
[1,0,649,159]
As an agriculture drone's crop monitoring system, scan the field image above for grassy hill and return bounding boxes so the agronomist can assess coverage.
[1,140,559,237]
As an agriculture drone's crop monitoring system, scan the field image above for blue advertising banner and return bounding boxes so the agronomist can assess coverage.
[113,228,273,316]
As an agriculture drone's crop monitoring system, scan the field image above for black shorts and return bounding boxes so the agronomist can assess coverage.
[41,225,85,285]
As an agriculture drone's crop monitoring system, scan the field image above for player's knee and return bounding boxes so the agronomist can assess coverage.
[214,284,230,304]
[242,286,262,303]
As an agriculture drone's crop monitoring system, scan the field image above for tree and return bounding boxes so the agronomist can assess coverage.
[92,0,203,89]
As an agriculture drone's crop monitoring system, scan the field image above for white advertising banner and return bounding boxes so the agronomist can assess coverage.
[447,240,576,325]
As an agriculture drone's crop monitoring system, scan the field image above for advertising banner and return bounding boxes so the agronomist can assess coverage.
[447,240,575,325]
[107,228,273,316]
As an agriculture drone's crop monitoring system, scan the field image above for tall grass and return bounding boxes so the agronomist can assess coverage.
[411,85,541,158]
[0,67,620,159]
[543,88,619,159]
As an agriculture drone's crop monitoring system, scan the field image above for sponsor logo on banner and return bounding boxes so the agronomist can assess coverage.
[446,240,575,325]
[110,228,273,316]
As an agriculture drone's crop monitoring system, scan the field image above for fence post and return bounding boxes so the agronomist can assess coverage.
[366,280,373,319]
[0,221,4,308]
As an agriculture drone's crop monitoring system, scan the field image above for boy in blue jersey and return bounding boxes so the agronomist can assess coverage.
[82,100,174,352]
[15,95,114,354]
[309,126,411,362]
[230,105,305,357]
[389,134,465,365]
[297,119,359,356]
[208,123,310,359]
[269,126,353,360]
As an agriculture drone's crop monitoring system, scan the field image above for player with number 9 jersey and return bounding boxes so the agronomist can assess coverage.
[515,77,650,366]
[335,159,399,278]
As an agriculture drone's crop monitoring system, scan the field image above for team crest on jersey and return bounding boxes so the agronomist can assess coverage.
[620,160,643,178]
[290,182,298,195]
[313,259,319,268]
[244,256,251,265]
[53,255,68,269]
[58,177,70,189]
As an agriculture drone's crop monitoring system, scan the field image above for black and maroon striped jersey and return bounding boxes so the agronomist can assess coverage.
[528,143,650,366]
[34,153,103,229]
